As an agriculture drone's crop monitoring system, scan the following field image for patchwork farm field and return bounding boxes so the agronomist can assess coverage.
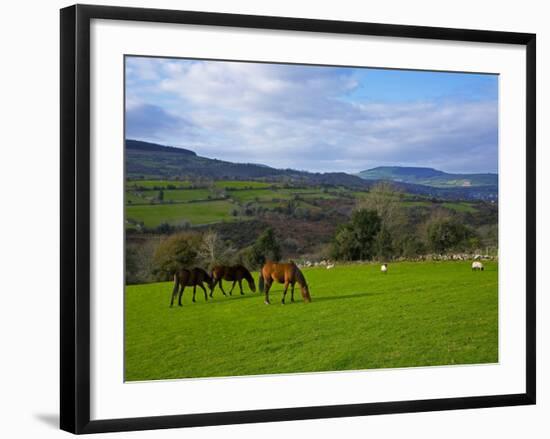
[125,261,498,381]
[126,200,237,227]
[124,181,353,228]
[124,179,487,230]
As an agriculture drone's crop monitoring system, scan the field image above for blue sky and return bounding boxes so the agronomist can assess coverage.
[125,56,498,174]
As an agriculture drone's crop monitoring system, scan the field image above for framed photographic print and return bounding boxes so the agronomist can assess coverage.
[60,4,536,434]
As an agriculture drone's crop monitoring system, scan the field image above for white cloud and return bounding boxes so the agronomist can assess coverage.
[126,59,498,174]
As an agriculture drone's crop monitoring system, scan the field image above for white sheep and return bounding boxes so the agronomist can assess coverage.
[326,263,335,270]
[472,261,484,271]
[381,263,388,274]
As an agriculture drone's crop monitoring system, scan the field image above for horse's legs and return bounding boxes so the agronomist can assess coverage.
[170,280,179,307]
[192,285,197,303]
[209,279,217,297]
[291,282,295,302]
[199,283,208,301]
[219,280,227,296]
[228,280,236,295]
[264,280,273,305]
[238,279,244,295]
[281,281,290,304]
[178,285,185,306]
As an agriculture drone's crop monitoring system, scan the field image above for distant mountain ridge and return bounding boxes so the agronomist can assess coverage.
[126,139,372,187]
[126,140,497,200]
[357,166,497,188]
[127,139,197,156]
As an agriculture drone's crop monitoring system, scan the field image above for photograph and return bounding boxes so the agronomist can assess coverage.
[123,56,499,382]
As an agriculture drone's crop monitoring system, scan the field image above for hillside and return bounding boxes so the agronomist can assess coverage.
[357,166,498,188]
[126,139,372,188]
[126,139,196,156]
[126,140,497,200]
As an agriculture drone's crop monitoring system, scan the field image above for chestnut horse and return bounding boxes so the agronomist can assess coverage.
[170,267,213,307]
[258,261,311,305]
[210,265,256,297]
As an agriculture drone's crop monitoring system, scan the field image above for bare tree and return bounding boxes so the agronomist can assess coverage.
[357,181,404,231]
[356,182,407,259]
[197,230,236,268]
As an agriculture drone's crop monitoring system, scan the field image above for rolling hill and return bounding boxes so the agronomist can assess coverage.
[126,140,497,200]
[126,139,372,188]
[357,166,498,188]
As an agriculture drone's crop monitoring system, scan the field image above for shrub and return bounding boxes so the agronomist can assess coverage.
[399,235,427,258]
[427,218,474,253]
[376,226,393,260]
[331,225,359,261]
[126,239,157,284]
[151,232,201,281]
[332,209,381,261]
[155,222,174,234]
[237,245,264,270]
[240,228,282,269]
[282,237,300,253]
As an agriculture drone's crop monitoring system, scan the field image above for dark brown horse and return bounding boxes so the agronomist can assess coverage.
[258,261,311,305]
[170,267,213,307]
[210,265,256,297]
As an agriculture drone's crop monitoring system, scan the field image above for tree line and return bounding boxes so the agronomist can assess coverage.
[126,182,497,284]
[126,227,283,284]
[331,182,487,261]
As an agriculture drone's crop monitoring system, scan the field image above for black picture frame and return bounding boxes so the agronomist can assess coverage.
[60,4,536,434]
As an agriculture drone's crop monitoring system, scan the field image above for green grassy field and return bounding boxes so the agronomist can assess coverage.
[227,188,286,202]
[125,261,498,381]
[124,179,487,229]
[126,180,194,189]
[403,200,432,208]
[442,202,478,213]
[215,180,277,189]
[228,188,334,203]
[126,189,213,204]
[162,189,213,203]
[126,200,237,227]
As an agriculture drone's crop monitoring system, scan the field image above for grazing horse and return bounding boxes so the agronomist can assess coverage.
[170,267,213,307]
[258,261,311,305]
[210,265,256,297]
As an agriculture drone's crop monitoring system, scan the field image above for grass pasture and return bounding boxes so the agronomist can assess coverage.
[215,180,277,189]
[162,189,212,203]
[227,188,284,203]
[124,179,491,230]
[126,180,194,190]
[442,202,478,213]
[126,189,213,204]
[228,188,336,203]
[125,261,498,381]
[126,200,237,227]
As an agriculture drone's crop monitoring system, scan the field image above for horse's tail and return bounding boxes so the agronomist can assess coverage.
[258,270,264,294]
[244,268,256,292]
[295,267,311,303]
